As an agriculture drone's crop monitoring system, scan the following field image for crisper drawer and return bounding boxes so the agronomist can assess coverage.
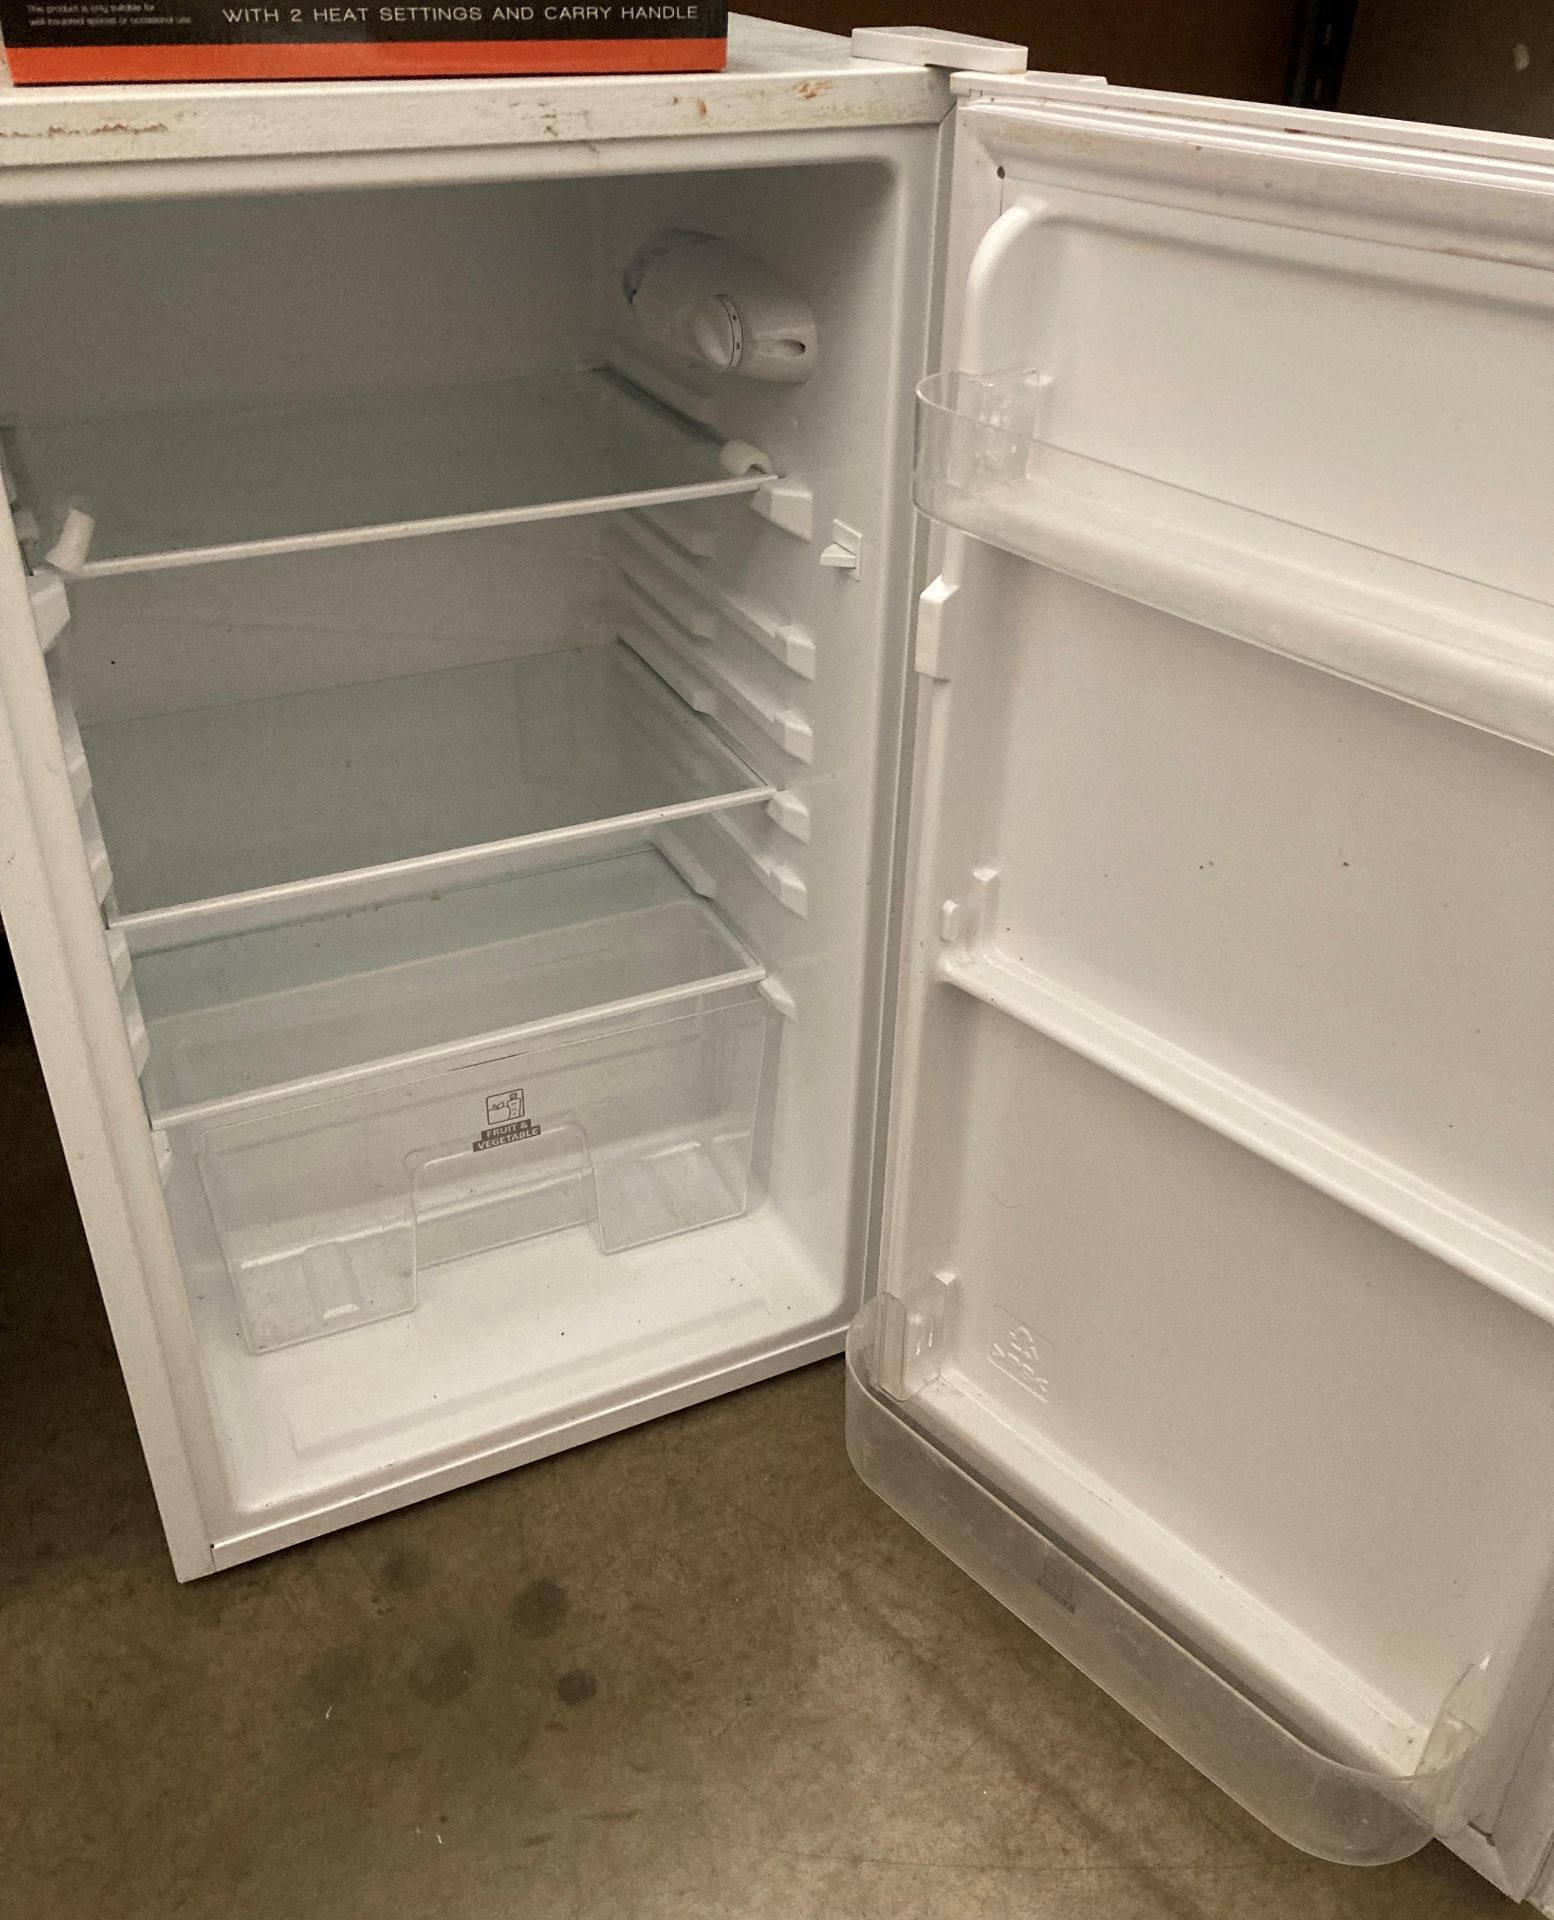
[194,989,774,1354]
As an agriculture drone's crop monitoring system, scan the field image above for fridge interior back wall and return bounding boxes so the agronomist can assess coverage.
[6,19,1554,1906]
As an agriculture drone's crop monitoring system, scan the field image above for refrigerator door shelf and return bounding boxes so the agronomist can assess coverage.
[915,369,1554,760]
[846,1300,1486,1867]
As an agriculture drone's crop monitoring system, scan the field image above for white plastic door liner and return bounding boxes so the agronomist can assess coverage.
[850,81,1554,1887]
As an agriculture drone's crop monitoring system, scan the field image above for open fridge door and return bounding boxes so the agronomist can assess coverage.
[849,77,1554,1893]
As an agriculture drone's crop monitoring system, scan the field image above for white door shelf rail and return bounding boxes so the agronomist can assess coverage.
[914,369,1554,759]
[937,921,1554,1326]
[2,367,778,578]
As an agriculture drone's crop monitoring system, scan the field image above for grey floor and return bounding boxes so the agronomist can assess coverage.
[0,994,1524,1920]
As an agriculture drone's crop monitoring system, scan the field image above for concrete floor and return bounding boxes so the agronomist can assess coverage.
[0,992,1526,1920]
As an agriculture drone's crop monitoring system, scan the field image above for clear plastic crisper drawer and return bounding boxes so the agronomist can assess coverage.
[196,989,774,1354]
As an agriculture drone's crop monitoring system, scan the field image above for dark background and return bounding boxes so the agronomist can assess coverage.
[763,0,1554,131]
[1341,0,1554,137]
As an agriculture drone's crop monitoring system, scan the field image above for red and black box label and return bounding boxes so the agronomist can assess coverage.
[1,0,726,80]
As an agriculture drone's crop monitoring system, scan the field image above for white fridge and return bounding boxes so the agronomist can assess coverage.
[4,13,1554,1900]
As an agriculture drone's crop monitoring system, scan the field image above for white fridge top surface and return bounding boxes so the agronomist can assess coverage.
[0,15,949,179]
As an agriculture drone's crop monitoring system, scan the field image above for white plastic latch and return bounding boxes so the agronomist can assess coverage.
[26,569,70,653]
[819,520,863,578]
[44,504,96,577]
[759,974,798,1022]
[765,790,812,844]
[914,574,958,679]
[104,927,133,992]
[850,26,1027,73]
[963,865,1001,948]
[750,479,814,544]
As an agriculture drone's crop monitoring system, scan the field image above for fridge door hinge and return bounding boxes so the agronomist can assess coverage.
[914,575,959,679]
[850,26,1027,73]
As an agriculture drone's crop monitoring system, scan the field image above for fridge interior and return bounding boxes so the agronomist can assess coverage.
[0,156,924,1538]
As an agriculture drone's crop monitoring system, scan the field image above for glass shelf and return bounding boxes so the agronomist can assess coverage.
[85,641,774,951]
[915,369,1554,758]
[5,367,772,578]
[846,1298,1485,1867]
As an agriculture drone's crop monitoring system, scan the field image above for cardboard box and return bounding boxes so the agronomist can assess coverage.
[0,0,725,82]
